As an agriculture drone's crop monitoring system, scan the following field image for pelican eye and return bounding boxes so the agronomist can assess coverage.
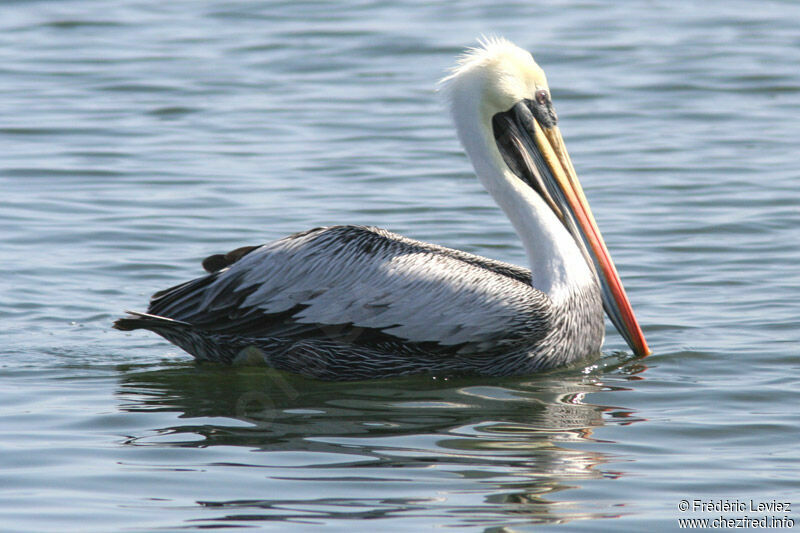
[527,91,558,128]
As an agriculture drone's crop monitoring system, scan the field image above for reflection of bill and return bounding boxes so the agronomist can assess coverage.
[117,360,646,527]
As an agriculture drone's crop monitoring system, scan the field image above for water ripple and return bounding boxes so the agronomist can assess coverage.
[2,0,800,531]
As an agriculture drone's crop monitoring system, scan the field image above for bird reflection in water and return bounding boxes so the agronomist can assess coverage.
[116,358,647,528]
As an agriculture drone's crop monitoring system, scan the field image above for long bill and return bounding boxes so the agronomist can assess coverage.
[496,102,651,357]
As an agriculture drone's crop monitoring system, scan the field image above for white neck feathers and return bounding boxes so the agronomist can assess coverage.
[443,66,594,303]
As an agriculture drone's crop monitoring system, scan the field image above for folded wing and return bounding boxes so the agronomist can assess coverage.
[147,226,552,353]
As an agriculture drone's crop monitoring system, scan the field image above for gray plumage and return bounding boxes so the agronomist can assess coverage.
[112,38,649,375]
[114,225,604,380]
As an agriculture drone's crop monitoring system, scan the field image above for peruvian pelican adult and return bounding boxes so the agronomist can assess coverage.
[115,37,650,380]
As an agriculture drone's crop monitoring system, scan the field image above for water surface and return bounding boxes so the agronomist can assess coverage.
[2,1,799,531]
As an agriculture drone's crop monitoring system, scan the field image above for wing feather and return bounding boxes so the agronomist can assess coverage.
[147,226,550,351]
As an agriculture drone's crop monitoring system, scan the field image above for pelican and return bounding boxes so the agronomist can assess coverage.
[114,37,650,380]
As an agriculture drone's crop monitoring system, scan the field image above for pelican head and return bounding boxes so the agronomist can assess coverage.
[442,37,650,357]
